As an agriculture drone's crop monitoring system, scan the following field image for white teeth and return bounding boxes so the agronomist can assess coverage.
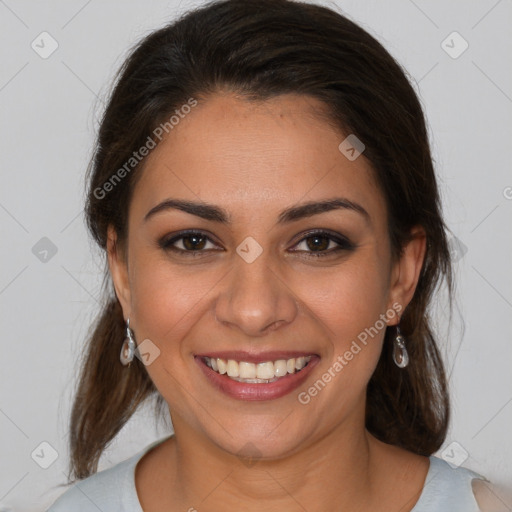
[256,361,275,379]
[226,360,239,377]
[239,361,256,379]
[203,355,312,382]
[274,359,288,377]
[217,358,227,374]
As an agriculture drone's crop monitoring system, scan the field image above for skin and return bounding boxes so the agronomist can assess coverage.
[472,479,512,511]
[108,92,430,511]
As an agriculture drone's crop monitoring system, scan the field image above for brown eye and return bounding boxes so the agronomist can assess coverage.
[181,234,207,250]
[305,234,331,252]
[159,231,220,254]
[291,230,355,258]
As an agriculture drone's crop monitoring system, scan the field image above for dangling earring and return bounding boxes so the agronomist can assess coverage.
[393,324,409,368]
[120,318,136,366]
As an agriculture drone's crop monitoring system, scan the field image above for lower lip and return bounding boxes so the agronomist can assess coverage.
[195,356,319,401]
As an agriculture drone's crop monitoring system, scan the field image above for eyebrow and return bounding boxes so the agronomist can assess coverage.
[144,197,370,225]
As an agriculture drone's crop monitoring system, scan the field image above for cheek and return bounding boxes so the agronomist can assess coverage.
[284,252,392,424]
[129,257,216,351]
[300,255,390,344]
[127,242,238,402]
[294,250,392,399]
[126,255,218,412]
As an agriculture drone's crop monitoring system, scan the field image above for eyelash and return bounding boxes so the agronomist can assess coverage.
[158,229,355,258]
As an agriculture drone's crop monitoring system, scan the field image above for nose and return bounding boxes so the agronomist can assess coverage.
[214,252,298,337]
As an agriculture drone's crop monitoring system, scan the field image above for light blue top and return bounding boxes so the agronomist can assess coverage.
[47,436,485,511]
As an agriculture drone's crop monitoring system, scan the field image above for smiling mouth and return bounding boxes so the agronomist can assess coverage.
[201,355,312,383]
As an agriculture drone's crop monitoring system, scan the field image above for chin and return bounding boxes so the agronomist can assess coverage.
[207,419,311,462]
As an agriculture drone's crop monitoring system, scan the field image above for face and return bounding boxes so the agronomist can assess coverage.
[108,92,425,460]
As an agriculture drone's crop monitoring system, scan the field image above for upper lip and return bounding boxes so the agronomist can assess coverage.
[195,351,318,364]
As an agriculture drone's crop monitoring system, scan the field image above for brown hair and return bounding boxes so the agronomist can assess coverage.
[69,0,452,482]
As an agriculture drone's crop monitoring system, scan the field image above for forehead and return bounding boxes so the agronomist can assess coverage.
[131,92,385,222]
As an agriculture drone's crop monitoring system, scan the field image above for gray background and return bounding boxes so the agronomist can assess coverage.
[0,0,511,510]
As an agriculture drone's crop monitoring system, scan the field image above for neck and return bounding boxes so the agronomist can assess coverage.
[167,411,380,511]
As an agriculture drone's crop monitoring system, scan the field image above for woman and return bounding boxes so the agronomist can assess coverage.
[47,0,499,510]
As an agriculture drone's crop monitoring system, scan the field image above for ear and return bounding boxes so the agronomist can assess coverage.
[107,225,132,319]
[387,226,427,325]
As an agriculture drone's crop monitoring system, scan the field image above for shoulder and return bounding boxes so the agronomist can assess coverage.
[46,437,173,512]
[472,479,512,512]
[412,456,487,512]
[46,452,141,512]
